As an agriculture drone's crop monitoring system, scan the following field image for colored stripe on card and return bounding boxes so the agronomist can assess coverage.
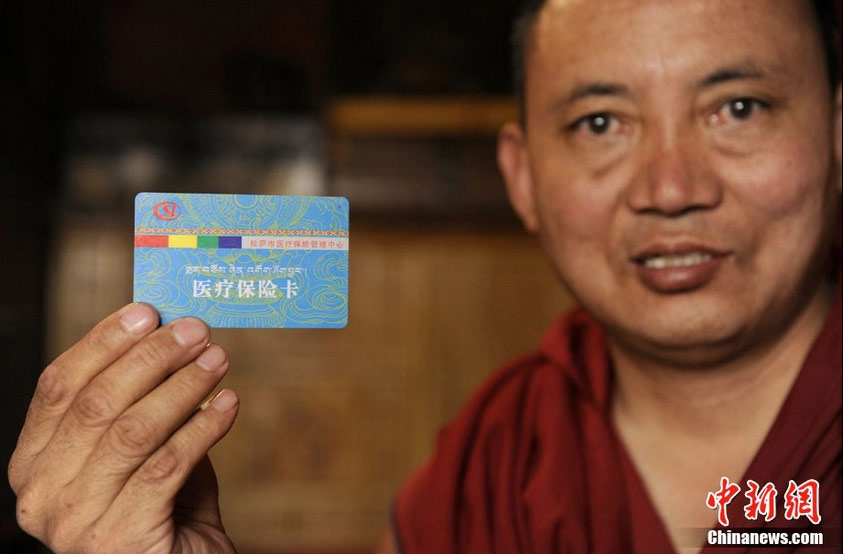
[168,235,197,248]
[218,236,242,249]
[134,234,348,251]
[135,235,169,247]
[197,235,219,248]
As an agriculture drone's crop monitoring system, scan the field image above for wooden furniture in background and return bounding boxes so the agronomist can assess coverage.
[328,96,519,219]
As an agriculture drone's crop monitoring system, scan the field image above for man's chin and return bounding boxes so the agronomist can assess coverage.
[605,317,760,370]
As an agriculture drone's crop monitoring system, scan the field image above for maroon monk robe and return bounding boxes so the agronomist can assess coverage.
[394,277,841,553]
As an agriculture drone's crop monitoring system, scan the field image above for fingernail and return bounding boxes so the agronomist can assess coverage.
[120,304,156,334]
[210,389,238,412]
[171,318,208,347]
[195,344,227,372]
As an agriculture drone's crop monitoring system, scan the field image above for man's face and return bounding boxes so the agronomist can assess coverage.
[500,0,842,364]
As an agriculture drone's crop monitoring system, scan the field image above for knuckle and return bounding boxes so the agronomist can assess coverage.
[72,387,117,427]
[129,338,173,372]
[16,486,89,553]
[8,451,26,494]
[140,444,182,484]
[83,324,120,356]
[84,530,113,554]
[44,515,78,554]
[109,414,158,458]
[46,495,97,554]
[15,488,43,537]
[168,373,201,406]
[191,410,221,436]
[34,364,71,411]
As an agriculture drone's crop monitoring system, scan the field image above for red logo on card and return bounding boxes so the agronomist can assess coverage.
[154,201,182,221]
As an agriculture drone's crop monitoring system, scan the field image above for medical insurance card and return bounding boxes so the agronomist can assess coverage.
[133,193,349,328]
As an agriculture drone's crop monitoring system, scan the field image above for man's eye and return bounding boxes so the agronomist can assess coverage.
[570,113,617,135]
[714,98,770,123]
[727,98,757,119]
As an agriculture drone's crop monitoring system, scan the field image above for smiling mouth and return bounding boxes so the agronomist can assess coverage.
[637,251,714,269]
[631,245,730,292]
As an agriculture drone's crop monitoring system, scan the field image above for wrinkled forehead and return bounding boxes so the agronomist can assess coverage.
[526,0,826,92]
[535,0,820,35]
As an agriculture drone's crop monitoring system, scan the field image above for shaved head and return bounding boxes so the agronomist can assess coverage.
[511,0,841,121]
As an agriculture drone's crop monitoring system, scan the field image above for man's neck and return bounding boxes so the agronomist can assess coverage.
[610,281,834,443]
[609,281,835,553]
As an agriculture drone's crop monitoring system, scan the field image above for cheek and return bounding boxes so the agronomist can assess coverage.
[531,167,624,296]
[725,140,829,223]
[534,170,617,253]
[721,141,833,279]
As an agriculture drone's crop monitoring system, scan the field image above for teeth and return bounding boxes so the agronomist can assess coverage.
[643,251,713,269]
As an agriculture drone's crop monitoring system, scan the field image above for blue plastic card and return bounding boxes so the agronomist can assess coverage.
[133,193,349,328]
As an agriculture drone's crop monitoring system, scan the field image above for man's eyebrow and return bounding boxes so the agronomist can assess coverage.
[565,82,632,104]
[698,61,769,89]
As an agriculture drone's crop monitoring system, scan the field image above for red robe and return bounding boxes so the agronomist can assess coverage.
[394,280,841,553]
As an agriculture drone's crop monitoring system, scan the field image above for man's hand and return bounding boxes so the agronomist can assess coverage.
[8,303,239,553]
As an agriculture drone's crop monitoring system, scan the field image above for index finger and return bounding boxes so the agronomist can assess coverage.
[11,303,159,476]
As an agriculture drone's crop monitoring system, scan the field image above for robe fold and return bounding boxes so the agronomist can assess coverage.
[394,275,841,553]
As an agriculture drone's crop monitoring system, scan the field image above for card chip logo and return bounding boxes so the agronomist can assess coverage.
[154,201,182,221]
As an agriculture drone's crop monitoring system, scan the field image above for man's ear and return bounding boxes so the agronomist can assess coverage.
[497,122,539,233]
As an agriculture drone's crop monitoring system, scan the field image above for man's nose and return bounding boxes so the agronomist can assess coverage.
[625,126,722,216]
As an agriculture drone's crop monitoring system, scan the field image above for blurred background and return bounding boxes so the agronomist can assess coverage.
[0,1,575,552]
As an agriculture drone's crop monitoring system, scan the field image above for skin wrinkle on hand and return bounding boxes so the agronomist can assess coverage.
[8,302,239,554]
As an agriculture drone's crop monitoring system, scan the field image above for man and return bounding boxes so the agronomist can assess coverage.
[393,0,841,552]
[8,0,842,553]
